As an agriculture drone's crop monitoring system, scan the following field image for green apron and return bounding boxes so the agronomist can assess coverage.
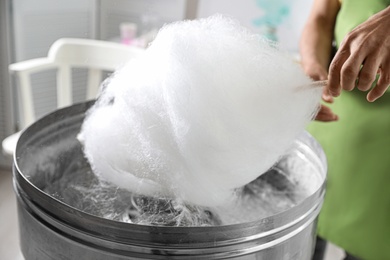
[307,1,390,259]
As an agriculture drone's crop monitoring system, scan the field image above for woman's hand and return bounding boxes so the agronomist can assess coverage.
[315,104,339,122]
[328,6,390,102]
[302,62,339,122]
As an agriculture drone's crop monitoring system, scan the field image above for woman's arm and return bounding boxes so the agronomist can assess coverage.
[300,0,341,80]
[300,0,340,122]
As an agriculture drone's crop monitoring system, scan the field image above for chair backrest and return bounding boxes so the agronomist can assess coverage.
[10,38,144,128]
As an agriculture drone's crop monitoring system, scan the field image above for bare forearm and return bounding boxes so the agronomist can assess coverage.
[299,0,340,77]
[300,18,334,70]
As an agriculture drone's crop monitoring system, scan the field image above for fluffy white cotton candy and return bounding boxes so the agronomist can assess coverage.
[79,15,322,207]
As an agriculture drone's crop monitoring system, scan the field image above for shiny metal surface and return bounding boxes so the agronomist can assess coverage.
[13,101,326,260]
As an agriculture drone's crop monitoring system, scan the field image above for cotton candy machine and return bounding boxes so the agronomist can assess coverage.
[13,101,326,260]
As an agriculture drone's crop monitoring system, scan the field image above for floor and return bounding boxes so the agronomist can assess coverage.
[0,167,24,260]
[0,166,345,260]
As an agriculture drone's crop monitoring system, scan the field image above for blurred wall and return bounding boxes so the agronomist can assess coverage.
[0,0,13,168]
[197,0,314,53]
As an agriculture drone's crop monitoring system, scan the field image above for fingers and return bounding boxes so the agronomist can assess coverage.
[302,63,334,102]
[339,54,364,92]
[324,6,390,102]
[357,55,381,91]
[314,104,339,122]
[367,66,390,102]
[328,48,350,96]
[328,46,384,101]
[322,87,334,103]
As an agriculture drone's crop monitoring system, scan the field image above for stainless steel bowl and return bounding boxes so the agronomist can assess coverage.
[13,101,326,260]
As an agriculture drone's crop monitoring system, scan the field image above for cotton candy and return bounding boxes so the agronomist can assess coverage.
[78,15,321,207]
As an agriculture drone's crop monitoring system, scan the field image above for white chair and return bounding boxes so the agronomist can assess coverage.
[2,38,144,157]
